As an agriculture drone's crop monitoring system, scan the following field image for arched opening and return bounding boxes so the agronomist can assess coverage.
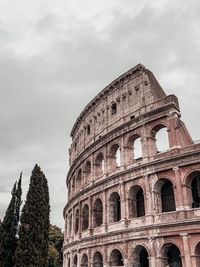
[85,160,91,184]
[161,180,176,212]
[93,198,103,227]
[68,213,72,237]
[191,174,200,208]
[154,178,176,213]
[109,249,124,266]
[195,241,200,266]
[134,137,142,160]
[81,254,88,267]
[152,125,169,153]
[93,251,103,267]
[77,169,82,190]
[95,153,105,177]
[75,209,79,234]
[110,144,121,170]
[163,244,182,267]
[129,185,145,218]
[82,204,89,231]
[73,255,77,267]
[132,245,149,267]
[109,192,121,223]
[126,134,142,163]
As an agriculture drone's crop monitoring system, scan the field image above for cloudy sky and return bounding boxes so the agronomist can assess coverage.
[0,0,200,228]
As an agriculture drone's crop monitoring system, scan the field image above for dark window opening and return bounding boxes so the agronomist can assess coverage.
[161,181,176,212]
[139,248,149,267]
[111,103,117,115]
[93,198,103,227]
[73,255,77,267]
[109,192,121,223]
[167,245,182,267]
[93,252,103,267]
[82,204,89,231]
[192,175,200,208]
[87,125,91,135]
[136,188,145,217]
[81,254,88,267]
[110,249,124,266]
[75,209,79,234]
[130,115,135,120]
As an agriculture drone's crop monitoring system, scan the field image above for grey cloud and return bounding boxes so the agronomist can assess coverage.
[0,1,200,227]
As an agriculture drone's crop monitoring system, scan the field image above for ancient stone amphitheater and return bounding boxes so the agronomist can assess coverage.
[63,64,200,267]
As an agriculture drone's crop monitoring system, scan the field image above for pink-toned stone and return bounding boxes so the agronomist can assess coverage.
[63,64,200,267]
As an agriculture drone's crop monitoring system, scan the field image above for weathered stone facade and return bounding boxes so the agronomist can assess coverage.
[63,64,200,267]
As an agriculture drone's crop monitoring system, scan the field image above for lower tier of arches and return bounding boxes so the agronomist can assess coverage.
[63,233,200,267]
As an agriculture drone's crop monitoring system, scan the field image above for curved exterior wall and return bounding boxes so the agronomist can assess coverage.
[63,64,200,267]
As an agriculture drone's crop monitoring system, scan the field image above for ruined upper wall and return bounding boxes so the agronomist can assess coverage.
[69,64,177,164]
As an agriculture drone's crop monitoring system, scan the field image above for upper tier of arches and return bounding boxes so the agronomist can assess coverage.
[67,121,193,198]
[68,64,182,165]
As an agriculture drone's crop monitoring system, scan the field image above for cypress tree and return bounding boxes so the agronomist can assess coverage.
[0,174,22,267]
[14,164,50,267]
[41,170,50,267]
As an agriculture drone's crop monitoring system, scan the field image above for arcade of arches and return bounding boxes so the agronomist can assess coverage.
[64,65,200,267]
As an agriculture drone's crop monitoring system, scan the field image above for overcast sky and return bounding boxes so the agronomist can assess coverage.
[0,0,200,229]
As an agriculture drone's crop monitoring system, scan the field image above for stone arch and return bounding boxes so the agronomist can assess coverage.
[185,171,200,208]
[109,249,124,266]
[194,241,200,266]
[73,255,77,267]
[109,143,121,170]
[82,204,89,231]
[95,152,105,177]
[153,178,176,213]
[74,208,79,234]
[93,198,103,227]
[109,192,121,223]
[77,169,82,190]
[132,245,150,267]
[85,160,91,184]
[127,134,143,161]
[151,123,169,154]
[93,251,103,267]
[160,243,183,267]
[81,253,88,267]
[128,185,145,218]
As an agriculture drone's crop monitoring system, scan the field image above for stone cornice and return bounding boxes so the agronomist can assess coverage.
[63,217,200,251]
[67,98,179,183]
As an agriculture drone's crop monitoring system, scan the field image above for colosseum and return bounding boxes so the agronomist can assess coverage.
[63,64,200,267]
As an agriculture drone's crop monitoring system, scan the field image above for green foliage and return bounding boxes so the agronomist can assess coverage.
[0,174,22,267]
[14,164,50,267]
[48,225,63,267]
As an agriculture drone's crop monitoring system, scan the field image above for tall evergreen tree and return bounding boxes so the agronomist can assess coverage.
[14,164,50,267]
[0,174,22,267]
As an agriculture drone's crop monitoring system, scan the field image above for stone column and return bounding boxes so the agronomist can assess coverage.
[119,181,127,221]
[103,189,108,232]
[120,135,126,170]
[173,166,184,210]
[180,233,192,267]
